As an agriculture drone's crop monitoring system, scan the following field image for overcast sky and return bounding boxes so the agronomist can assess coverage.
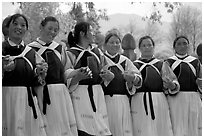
[1,1,202,22]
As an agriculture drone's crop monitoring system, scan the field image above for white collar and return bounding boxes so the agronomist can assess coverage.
[105,51,119,58]
[175,53,188,58]
[36,37,53,46]
[8,38,24,47]
[36,38,46,45]
[76,44,93,51]
[139,55,155,60]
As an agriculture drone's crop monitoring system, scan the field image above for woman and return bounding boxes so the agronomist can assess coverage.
[166,36,202,136]
[27,16,77,136]
[66,21,112,136]
[2,13,47,136]
[2,15,11,40]
[102,33,142,136]
[131,35,180,136]
[196,43,202,64]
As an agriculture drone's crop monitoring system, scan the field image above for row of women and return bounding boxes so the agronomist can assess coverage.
[2,13,202,136]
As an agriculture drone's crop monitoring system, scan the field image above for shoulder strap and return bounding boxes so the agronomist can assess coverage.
[29,41,61,61]
[105,55,126,73]
[135,58,161,75]
[170,55,196,76]
[10,46,34,70]
[70,47,101,66]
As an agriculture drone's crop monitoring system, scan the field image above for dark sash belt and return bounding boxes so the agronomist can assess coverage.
[88,85,96,112]
[143,91,155,120]
[27,87,37,119]
[43,84,51,115]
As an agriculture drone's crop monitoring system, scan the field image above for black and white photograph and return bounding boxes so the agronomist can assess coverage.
[1,1,202,136]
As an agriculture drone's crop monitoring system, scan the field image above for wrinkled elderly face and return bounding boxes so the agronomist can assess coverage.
[174,37,189,55]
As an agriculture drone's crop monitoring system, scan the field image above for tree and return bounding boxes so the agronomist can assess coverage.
[169,5,202,53]
[105,28,123,39]
[13,2,66,43]
[124,18,139,36]
[69,2,108,33]
[11,2,108,44]
[131,2,182,23]
[69,2,84,22]
[144,19,160,38]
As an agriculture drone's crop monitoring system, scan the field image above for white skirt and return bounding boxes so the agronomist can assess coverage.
[105,95,133,136]
[2,87,46,136]
[131,92,173,136]
[42,84,77,136]
[167,91,202,136]
[71,85,111,136]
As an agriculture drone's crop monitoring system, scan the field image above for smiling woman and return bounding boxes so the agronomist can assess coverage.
[27,16,78,136]
[2,13,47,136]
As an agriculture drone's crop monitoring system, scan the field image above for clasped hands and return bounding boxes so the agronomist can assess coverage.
[36,61,48,85]
[2,55,16,72]
[123,71,140,88]
[36,61,48,77]
[163,76,176,90]
[99,69,114,82]
[72,66,93,82]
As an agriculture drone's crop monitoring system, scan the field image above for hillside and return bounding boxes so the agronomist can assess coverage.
[98,13,174,60]
[98,13,171,35]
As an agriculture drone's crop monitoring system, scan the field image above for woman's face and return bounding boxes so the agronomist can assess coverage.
[40,21,59,43]
[84,26,94,45]
[174,38,189,55]
[8,16,27,41]
[105,35,121,55]
[139,38,154,58]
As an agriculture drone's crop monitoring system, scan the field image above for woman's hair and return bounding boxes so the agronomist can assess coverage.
[40,16,59,29]
[196,43,202,56]
[2,16,11,37]
[68,21,91,47]
[104,33,121,44]
[5,13,28,29]
[173,35,189,48]
[138,35,155,48]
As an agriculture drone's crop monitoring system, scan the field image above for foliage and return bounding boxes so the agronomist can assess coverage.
[68,2,108,33]
[169,5,202,53]
[11,2,108,44]
[13,2,63,43]
[132,2,182,23]
[105,28,123,39]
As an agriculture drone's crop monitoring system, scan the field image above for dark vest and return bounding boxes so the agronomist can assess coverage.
[32,44,64,84]
[166,56,199,91]
[2,40,38,119]
[68,47,102,85]
[134,58,163,92]
[2,41,36,87]
[101,54,129,96]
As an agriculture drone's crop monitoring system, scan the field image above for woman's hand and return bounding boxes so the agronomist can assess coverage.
[123,71,135,83]
[76,66,93,81]
[69,67,92,86]
[36,61,48,78]
[99,69,114,82]
[163,77,176,90]
[2,55,16,72]
[36,61,48,85]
